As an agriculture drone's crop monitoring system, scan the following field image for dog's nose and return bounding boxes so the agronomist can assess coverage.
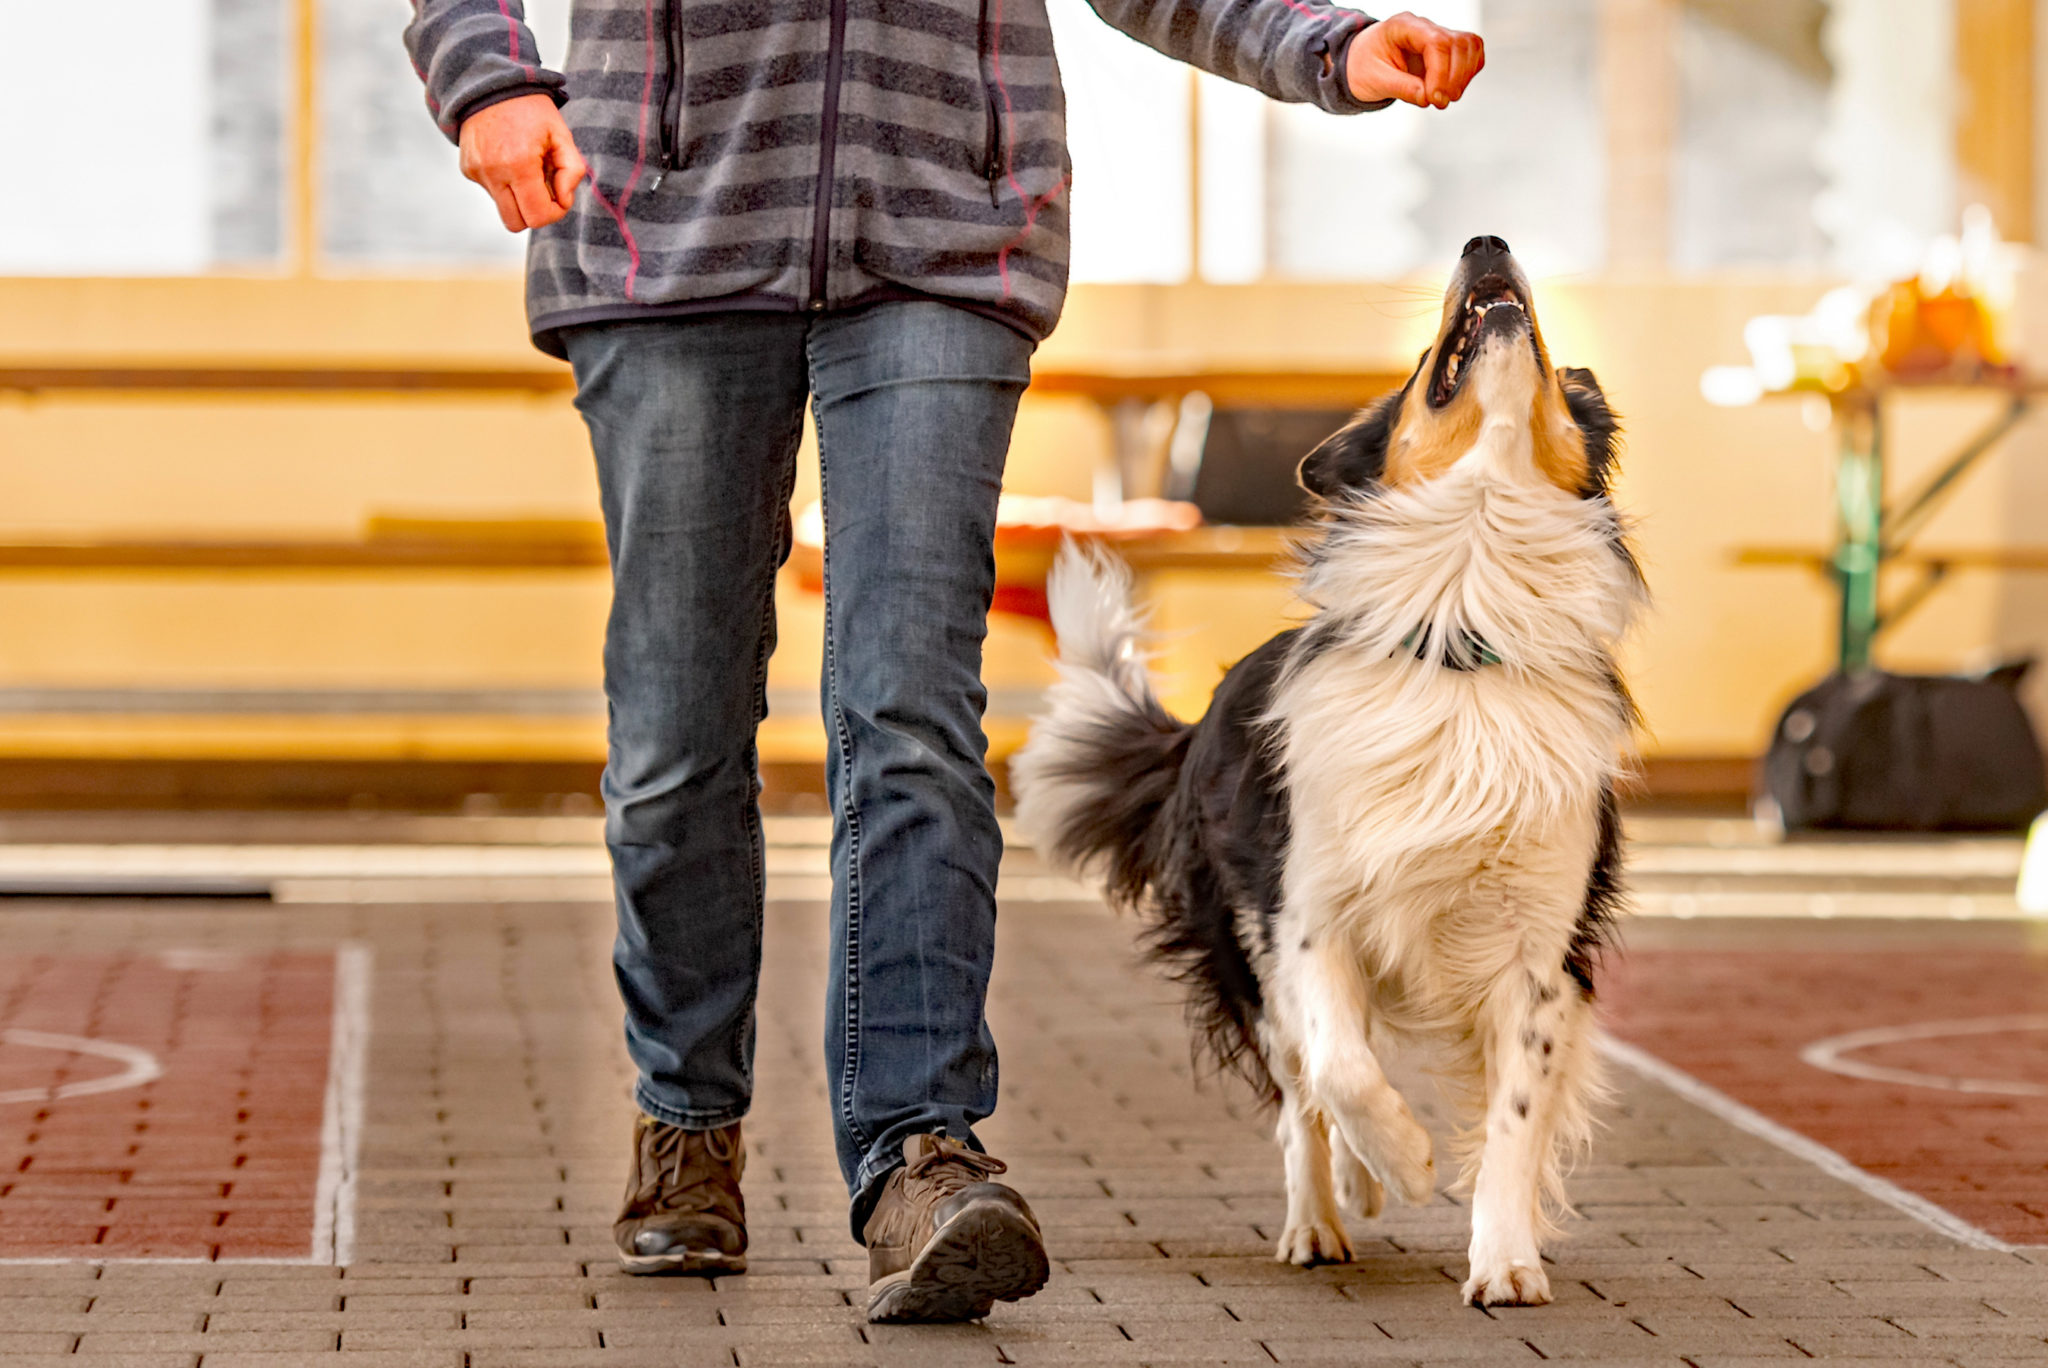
[1463,235,1512,258]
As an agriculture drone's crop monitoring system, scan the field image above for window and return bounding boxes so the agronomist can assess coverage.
[1059,0,1968,282]
[1813,0,1958,278]
[1057,0,1606,283]
[1671,0,1963,276]
[0,0,1972,280]
[321,0,573,267]
[1049,0,1196,283]
[1403,0,1604,279]
[0,0,223,273]
[1673,1,1831,270]
[214,0,291,264]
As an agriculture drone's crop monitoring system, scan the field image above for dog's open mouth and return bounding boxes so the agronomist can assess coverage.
[1427,274,1533,409]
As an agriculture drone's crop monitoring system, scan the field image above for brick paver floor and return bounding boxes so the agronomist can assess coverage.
[0,950,343,1260]
[0,823,2043,1366]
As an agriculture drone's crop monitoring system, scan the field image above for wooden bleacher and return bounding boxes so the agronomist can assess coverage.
[0,359,1397,806]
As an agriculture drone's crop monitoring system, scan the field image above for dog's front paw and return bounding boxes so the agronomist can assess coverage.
[1356,1112,1436,1207]
[1461,1258,1551,1307]
[1331,1141,1385,1219]
[1321,1086,1436,1209]
[1275,1218,1353,1267]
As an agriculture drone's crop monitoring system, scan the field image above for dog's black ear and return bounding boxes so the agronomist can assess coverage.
[1561,366,1621,499]
[1298,392,1398,501]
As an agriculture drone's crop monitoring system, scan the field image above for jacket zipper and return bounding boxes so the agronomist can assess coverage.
[654,0,685,189]
[808,0,850,309]
[977,0,1001,207]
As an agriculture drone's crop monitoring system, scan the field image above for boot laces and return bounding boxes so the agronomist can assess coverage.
[638,1123,732,1211]
[905,1136,1006,1199]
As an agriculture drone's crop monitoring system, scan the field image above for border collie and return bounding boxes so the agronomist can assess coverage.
[1012,237,1644,1307]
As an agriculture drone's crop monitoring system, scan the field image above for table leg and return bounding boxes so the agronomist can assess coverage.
[1832,395,1883,674]
[1094,398,1181,519]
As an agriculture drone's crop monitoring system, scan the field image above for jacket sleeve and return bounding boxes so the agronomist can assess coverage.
[403,0,569,144]
[1082,0,1388,114]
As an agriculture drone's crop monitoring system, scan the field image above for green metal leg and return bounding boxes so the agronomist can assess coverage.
[1833,399,1882,674]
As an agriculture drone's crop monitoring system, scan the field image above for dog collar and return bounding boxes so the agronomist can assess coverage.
[1398,627,1503,671]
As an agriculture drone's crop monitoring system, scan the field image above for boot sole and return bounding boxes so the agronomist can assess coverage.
[865,1196,1050,1323]
[617,1248,746,1277]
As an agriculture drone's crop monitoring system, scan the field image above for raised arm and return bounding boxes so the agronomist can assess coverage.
[1081,1,1482,113]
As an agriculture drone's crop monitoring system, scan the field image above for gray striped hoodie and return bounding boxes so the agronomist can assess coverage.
[404,0,1384,357]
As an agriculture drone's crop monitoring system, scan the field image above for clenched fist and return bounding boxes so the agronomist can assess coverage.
[458,93,589,232]
[1347,12,1485,110]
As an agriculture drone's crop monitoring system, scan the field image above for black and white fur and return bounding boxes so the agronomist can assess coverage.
[1013,244,1644,1307]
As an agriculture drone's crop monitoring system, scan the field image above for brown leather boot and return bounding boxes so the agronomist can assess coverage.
[862,1133,1049,1322]
[613,1115,747,1275]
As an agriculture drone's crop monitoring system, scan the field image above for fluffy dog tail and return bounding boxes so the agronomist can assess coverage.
[1011,541,1190,910]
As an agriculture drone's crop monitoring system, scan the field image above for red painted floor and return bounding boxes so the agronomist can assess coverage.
[0,950,336,1260]
[1603,946,2048,1245]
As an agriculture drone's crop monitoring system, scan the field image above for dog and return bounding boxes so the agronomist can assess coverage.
[1011,236,1644,1307]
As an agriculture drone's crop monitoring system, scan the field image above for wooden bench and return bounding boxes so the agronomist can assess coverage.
[1737,543,2048,642]
[0,363,1408,406]
[0,363,1381,787]
[0,519,609,571]
[1738,545,2048,573]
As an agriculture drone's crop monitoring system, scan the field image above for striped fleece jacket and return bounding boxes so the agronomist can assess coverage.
[404,0,1385,357]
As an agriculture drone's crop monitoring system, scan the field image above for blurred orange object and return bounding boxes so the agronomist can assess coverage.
[790,495,1203,624]
[1871,278,2008,380]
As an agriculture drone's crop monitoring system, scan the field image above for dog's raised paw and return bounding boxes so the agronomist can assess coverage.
[1461,1260,1551,1307]
[1323,1095,1436,1209]
[1360,1116,1436,1207]
[1275,1219,1353,1267]
[1332,1145,1385,1219]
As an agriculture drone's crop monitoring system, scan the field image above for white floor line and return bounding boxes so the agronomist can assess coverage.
[0,1030,163,1105]
[311,944,372,1266]
[1599,1034,2018,1254]
[1799,1015,2048,1098]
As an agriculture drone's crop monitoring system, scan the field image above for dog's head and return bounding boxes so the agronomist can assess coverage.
[1298,237,1618,504]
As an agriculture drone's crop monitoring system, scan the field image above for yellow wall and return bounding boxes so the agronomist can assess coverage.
[4,271,2044,763]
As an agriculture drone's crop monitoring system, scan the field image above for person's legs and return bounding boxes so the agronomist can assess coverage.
[803,301,1034,1231]
[565,315,809,1134]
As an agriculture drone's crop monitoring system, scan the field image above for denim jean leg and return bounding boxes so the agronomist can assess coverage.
[805,302,1035,1232]
[565,316,812,1130]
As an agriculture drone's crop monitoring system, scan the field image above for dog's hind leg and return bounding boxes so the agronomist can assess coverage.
[1272,1073,1352,1265]
[1279,934,1436,1207]
[1461,963,1597,1307]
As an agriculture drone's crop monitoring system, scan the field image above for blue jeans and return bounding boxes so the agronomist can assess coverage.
[563,302,1033,1234]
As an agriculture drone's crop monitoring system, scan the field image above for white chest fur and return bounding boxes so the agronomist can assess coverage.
[1267,455,1640,994]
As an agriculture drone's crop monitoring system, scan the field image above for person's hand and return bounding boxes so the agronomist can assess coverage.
[1346,12,1485,109]
[458,93,588,232]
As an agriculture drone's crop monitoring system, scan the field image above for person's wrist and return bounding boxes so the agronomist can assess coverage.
[1344,21,1399,104]
[456,87,561,138]
[1334,24,1394,110]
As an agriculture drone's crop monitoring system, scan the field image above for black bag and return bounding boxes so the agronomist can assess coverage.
[1759,663,2048,832]
[1190,408,1353,525]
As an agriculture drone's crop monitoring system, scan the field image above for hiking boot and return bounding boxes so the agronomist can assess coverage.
[862,1133,1049,1322]
[613,1115,746,1275]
